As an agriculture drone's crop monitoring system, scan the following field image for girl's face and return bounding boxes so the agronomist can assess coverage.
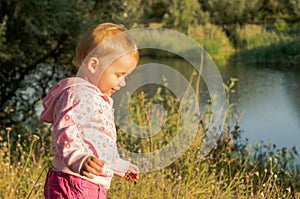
[97,53,138,96]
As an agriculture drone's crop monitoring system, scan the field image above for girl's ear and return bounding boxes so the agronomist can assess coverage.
[87,57,100,74]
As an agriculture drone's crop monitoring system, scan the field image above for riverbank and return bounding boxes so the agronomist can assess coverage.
[232,37,300,68]
[189,23,300,69]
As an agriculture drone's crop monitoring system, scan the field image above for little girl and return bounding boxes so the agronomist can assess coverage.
[40,22,139,199]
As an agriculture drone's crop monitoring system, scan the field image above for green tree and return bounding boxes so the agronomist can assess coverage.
[206,0,261,28]
[163,0,209,33]
[141,0,168,24]
[122,0,143,28]
[0,15,7,58]
[90,0,143,28]
[256,0,300,22]
[0,0,94,132]
[0,0,146,135]
[201,0,260,48]
[289,0,300,19]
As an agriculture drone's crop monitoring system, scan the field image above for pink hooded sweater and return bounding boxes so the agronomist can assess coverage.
[40,77,129,189]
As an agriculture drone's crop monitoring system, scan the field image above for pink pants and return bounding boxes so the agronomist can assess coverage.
[44,167,106,199]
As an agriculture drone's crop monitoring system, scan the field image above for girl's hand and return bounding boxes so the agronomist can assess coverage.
[80,156,106,179]
[124,163,139,182]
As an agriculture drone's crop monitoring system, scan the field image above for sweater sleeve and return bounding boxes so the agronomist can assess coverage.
[113,157,130,177]
[102,139,130,177]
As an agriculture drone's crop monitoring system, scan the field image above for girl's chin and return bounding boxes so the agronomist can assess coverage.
[111,88,118,94]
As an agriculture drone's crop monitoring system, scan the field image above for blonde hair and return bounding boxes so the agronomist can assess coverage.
[73,22,138,68]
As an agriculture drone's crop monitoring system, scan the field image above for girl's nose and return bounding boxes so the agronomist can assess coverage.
[118,77,126,87]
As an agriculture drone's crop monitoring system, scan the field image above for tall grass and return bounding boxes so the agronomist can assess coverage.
[188,23,300,67]
[0,79,299,198]
[110,79,299,198]
[237,38,300,66]
[0,127,50,198]
[188,24,234,61]
[231,23,300,66]
[227,24,293,50]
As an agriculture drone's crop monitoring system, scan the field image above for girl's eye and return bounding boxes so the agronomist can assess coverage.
[116,73,126,78]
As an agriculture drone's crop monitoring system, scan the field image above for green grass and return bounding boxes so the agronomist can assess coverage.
[231,23,300,67]
[237,37,300,66]
[189,24,234,61]
[189,23,300,67]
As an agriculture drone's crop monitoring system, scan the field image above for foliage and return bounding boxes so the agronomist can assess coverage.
[290,0,300,17]
[162,0,209,33]
[236,37,300,66]
[275,18,288,30]
[0,0,142,134]
[0,0,94,133]
[189,24,234,60]
[199,0,300,49]
[231,23,300,66]
[0,15,7,55]
[202,0,259,26]
[90,0,144,28]
[141,0,168,24]
[209,0,259,49]
[257,0,300,21]
[200,0,261,44]
[245,25,292,49]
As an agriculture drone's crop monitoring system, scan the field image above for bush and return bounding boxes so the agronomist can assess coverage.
[189,24,234,60]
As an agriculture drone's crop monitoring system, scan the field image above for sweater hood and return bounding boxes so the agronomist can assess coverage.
[40,77,109,123]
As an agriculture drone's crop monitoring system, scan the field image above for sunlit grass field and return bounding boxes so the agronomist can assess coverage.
[1,80,299,198]
[1,126,298,198]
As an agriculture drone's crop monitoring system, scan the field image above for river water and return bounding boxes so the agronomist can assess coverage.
[127,57,300,158]
[220,62,300,151]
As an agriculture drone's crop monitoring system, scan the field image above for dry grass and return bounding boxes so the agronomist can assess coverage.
[0,82,299,198]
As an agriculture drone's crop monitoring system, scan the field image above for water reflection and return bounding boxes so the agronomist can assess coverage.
[220,62,300,151]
